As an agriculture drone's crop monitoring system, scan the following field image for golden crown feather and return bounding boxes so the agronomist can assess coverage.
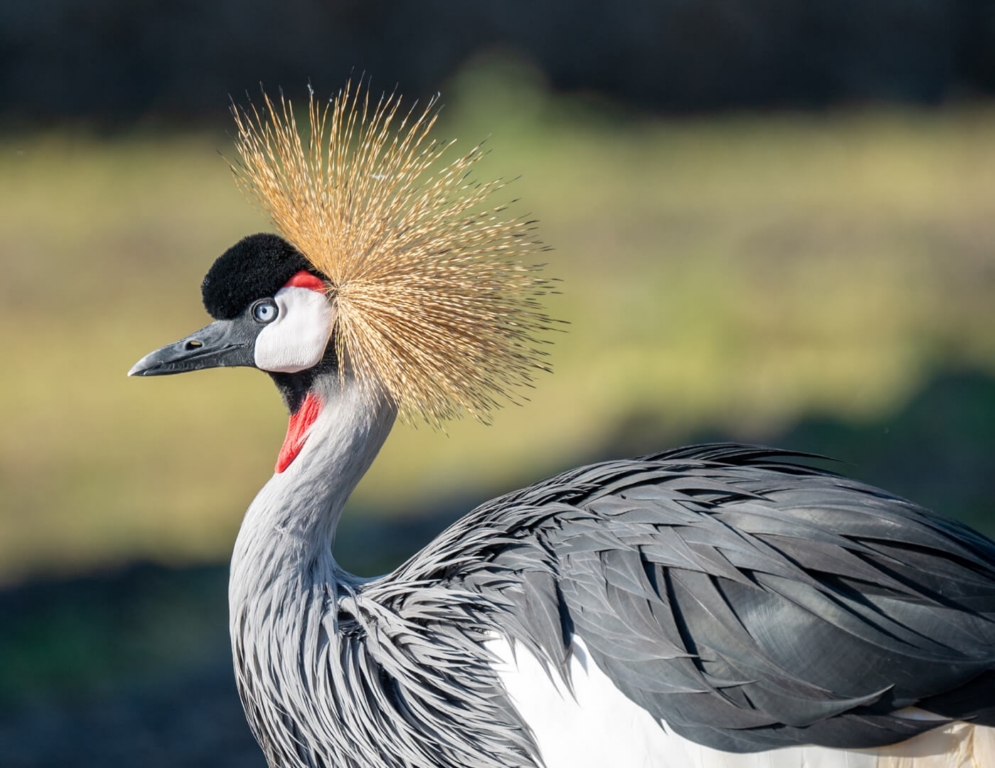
[230,82,556,425]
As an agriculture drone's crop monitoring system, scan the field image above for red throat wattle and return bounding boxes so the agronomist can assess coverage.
[276,392,322,473]
[274,270,328,473]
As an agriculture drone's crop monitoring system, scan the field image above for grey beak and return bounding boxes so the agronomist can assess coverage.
[128,319,257,377]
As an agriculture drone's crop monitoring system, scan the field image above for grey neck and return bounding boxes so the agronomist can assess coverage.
[225,370,537,768]
[229,372,396,614]
[226,372,395,767]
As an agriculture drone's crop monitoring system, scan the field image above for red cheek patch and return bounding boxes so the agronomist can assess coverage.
[276,392,322,472]
[283,271,326,292]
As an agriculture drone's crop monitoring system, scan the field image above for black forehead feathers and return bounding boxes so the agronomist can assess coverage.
[201,233,325,320]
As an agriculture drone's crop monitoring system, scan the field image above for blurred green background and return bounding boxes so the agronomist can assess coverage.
[3,5,995,765]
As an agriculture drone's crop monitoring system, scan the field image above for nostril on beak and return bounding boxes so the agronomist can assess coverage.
[185,340,204,350]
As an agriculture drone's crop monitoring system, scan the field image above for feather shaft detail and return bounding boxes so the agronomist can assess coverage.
[231,82,556,424]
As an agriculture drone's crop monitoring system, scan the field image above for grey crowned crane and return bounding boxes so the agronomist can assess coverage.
[130,85,995,768]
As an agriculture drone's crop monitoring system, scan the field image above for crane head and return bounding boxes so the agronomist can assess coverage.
[128,233,336,379]
[130,81,556,431]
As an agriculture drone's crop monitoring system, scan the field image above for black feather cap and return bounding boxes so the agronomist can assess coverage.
[201,233,327,320]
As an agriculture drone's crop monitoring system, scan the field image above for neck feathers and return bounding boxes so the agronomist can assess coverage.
[226,371,542,768]
[228,371,396,765]
[229,371,395,624]
[233,371,395,584]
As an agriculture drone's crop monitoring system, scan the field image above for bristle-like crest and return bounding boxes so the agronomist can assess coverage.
[231,82,555,424]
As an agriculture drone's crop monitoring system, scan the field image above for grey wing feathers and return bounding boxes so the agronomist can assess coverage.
[388,443,995,754]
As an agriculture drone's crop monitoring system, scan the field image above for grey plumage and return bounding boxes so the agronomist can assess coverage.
[230,427,995,766]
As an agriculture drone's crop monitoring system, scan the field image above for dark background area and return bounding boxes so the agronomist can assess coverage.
[3,0,995,126]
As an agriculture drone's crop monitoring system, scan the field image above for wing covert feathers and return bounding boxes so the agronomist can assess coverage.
[377,443,995,754]
[231,82,555,424]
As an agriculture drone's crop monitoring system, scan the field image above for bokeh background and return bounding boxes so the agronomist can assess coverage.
[3,2,995,765]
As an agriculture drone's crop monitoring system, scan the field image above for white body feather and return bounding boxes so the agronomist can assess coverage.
[487,636,995,768]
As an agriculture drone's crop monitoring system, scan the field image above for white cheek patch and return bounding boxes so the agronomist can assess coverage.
[254,287,335,373]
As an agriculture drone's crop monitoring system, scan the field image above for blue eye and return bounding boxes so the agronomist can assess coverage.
[252,299,279,324]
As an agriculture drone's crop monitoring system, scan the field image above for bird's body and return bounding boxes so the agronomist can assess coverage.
[222,372,995,768]
[131,84,995,767]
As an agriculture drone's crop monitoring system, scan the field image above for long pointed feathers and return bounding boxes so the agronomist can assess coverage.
[230,83,556,424]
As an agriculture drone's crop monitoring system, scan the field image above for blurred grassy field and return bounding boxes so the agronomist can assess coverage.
[2,61,994,586]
